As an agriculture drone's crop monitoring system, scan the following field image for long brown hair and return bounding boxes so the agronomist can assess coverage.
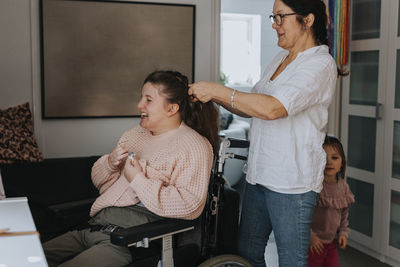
[143,70,219,152]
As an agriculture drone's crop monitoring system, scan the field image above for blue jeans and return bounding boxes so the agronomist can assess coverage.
[237,183,318,267]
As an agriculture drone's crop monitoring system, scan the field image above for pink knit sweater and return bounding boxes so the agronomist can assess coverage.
[90,123,213,220]
[310,179,355,243]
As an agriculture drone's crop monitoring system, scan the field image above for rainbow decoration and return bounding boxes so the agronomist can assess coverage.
[328,0,350,73]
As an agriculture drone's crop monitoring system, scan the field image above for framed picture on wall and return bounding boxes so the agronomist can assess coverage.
[40,0,195,118]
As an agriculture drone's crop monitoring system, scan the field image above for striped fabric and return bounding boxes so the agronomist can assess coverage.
[328,0,350,73]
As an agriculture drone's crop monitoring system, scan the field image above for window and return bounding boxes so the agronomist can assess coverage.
[220,13,261,87]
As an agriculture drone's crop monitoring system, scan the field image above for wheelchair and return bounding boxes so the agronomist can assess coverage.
[110,137,252,267]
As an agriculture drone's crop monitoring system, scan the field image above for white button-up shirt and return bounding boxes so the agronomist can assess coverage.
[246,45,337,194]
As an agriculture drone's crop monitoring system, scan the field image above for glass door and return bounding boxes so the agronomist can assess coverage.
[341,0,385,254]
[341,0,400,264]
[385,0,400,262]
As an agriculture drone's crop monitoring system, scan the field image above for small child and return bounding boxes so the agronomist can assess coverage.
[308,135,355,267]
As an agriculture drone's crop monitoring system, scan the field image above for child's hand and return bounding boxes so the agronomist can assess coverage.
[338,235,347,249]
[310,235,324,255]
[108,145,128,169]
[123,156,142,183]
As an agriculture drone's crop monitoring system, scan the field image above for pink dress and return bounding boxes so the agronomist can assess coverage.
[308,179,355,267]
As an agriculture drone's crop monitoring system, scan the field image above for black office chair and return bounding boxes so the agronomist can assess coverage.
[110,137,252,267]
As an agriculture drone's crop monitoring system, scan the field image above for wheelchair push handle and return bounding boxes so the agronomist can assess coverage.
[225,137,250,149]
[218,138,249,158]
[227,153,247,161]
[217,137,249,173]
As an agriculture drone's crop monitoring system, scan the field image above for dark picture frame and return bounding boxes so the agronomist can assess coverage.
[40,0,195,118]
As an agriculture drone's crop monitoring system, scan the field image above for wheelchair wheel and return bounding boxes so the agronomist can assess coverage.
[198,254,252,267]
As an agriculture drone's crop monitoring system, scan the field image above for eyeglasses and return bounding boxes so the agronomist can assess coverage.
[269,13,297,26]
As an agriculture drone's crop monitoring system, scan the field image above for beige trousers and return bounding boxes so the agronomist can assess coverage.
[43,205,162,267]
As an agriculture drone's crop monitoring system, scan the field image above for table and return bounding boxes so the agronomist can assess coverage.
[0,197,48,267]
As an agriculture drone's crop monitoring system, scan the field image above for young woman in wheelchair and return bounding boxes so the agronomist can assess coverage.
[43,70,219,267]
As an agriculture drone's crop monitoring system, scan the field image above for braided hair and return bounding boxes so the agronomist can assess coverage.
[143,70,219,153]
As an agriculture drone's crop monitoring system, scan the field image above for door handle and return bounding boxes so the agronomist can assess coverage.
[375,103,383,120]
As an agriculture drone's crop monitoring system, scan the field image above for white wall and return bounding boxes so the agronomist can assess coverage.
[0,0,218,158]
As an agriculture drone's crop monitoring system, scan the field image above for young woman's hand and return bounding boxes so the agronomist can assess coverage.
[108,145,128,170]
[310,235,324,255]
[338,235,348,249]
[123,157,142,183]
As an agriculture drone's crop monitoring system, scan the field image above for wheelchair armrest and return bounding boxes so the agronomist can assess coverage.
[110,218,198,247]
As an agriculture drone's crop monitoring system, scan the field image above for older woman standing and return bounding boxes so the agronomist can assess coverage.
[188,0,338,266]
